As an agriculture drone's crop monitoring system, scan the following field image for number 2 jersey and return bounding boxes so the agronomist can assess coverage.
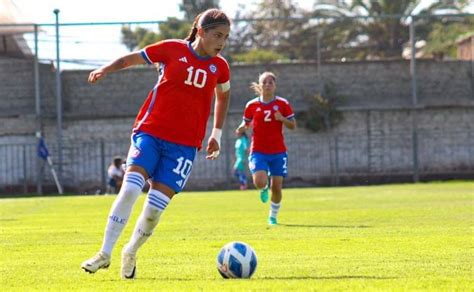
[134,39,230,148]
[243,96,295,154]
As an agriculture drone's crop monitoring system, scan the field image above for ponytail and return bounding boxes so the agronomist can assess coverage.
[185,26,199,42]
[250,82,263,96]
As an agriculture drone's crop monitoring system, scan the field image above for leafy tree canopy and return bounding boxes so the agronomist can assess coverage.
[179,0,220,21]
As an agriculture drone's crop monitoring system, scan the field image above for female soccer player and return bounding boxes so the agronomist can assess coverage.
[233,131,249,190]
[235,72,296,225]
[81,9,231,279]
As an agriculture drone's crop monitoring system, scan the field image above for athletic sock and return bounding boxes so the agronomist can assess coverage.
[124,189,170,255]
[269,201,281,219]
[100,172,145,256]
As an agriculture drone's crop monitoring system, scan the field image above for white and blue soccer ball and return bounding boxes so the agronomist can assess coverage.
[217,241,258,279]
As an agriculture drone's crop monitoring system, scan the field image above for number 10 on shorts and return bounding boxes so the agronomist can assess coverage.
[172,157,193,179]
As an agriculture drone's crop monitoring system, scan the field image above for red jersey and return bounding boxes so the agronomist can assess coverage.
[133,40,230,148]
[243,96,295,154]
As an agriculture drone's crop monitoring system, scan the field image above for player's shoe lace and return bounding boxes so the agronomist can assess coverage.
[260,187,269,203]
[268,217,277,226]
[121,249,137,279]
[81,251,111,273]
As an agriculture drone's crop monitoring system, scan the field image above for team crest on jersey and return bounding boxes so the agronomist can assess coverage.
[273,105,279,111]
[256,107,261,112]
[209,64,217,74]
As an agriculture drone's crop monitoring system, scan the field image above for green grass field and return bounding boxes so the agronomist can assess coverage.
[0,182,473,291]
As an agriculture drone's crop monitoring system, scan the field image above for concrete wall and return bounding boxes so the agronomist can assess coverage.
[0,57,473,192]
[3,57,471,120]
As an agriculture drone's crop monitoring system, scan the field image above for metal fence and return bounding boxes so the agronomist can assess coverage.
[1,130,472,194]
[1,12,473,194]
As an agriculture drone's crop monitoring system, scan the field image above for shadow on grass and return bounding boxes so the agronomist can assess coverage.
[0,193,78,199]
[276,223,372,228]
[100,275,396,281]
[259,275,397,280]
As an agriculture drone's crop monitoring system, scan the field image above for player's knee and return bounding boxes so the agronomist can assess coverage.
[254,180,267,189]
[119,190,140,205]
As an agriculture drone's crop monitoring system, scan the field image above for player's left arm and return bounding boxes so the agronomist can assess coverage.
[206,84,231,160]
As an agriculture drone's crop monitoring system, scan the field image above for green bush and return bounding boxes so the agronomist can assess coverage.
[231,49,288,64]
[301,81,344,132]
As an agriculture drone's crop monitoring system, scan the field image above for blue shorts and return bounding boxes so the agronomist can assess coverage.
[126,132,197,193]
[248,152,288,177]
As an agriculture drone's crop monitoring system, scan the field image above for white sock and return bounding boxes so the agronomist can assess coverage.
[269,201,281,219]
[100,172,145,256]
[124,189,170,255]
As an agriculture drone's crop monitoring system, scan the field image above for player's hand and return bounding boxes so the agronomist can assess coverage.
[206,138,220,160]
[88,69,106,84]
[235,126,245,135]
[274,110,284,121]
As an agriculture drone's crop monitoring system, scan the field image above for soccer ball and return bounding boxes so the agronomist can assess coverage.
[216,241,258,279]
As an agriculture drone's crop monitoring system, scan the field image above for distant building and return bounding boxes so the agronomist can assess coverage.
[456,33,473,61]
[0,0,35,58]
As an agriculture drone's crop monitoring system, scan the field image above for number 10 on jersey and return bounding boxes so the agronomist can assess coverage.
[185,66,207,88]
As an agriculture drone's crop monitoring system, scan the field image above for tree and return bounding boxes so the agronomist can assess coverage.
[308,0,471,60]
[120,0,220,51]
[150,17,191,43]
[227,0,305,61]
[121,18,191,51]
[179,0,220,21]
[413,0,472,58]
[121,26,150,51]
[423,18,474,58]
[345,0,422,58]
[231,49,288,64]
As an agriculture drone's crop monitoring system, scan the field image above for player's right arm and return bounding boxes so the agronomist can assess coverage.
[88,51,147,84]
[235,120,249,135]
[235,102,253,135]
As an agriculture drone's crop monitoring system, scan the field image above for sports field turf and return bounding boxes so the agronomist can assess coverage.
[0,181,472,290]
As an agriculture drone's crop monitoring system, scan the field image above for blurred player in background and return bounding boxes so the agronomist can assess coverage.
[106,156,125,194]
[233,130,249,190]
[81,8,231,279]
[235,72,296,226]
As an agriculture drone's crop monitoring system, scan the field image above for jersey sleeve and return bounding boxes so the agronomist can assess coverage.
[282,100,295,120]
[243,104,253,124]
[140,40,174,64]
[216,58,231,92]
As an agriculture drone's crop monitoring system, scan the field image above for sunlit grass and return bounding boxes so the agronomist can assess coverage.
[0,181,472,290]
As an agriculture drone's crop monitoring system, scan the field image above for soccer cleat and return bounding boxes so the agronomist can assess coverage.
[268,217,277,226]
[260,187,269,203]
[81,251,111,273]
[121,250,137,279]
